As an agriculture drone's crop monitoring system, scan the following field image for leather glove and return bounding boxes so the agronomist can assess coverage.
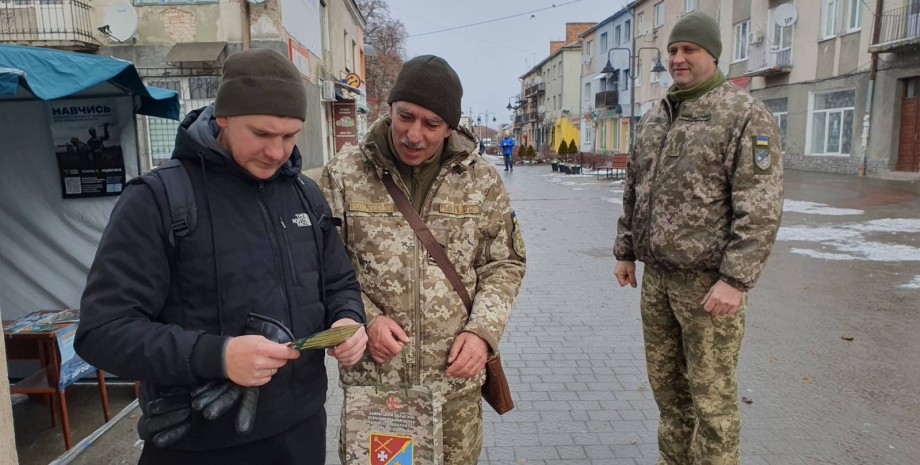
[190,313,295,434]
[137,387,192,448]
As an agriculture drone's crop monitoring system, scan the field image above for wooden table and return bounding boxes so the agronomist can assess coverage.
[4,313,110,450]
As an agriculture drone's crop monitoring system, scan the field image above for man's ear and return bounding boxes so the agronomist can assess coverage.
[216,116,230,129]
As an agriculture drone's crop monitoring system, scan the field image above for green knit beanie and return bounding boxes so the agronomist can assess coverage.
[387,55,463,129]
[214,48,307,121]
[668,11,722,61]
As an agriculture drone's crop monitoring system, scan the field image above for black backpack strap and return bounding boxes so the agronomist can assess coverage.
[129,159,197,247]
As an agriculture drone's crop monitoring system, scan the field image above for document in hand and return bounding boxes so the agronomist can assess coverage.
[289,324,362,350]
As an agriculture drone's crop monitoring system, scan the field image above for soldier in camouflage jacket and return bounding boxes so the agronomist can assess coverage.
[613,12,783,465]
[320,55,526,465]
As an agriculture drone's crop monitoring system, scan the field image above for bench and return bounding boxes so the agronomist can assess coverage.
[595,153,629,180]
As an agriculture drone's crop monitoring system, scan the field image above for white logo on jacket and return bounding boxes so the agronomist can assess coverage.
[292,213,311,227]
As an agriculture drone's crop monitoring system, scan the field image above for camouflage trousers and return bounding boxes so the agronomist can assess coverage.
[443,389,484,465]
[640,267,746,465]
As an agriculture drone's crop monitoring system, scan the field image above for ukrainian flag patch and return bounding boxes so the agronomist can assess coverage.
[755,136,770,147]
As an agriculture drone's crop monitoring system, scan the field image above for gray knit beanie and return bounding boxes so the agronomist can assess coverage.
[387,55,463,129]
[668,11,722,61]
[214,48,307,120]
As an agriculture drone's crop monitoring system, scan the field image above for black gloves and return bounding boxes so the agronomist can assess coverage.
[137,387,192,448]
[139,313,296,447]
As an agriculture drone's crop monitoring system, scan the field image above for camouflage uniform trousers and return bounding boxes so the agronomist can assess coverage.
[443,389,483,465]
[640,266,746,465]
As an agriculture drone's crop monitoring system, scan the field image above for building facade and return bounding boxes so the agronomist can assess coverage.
[0,0,367,170]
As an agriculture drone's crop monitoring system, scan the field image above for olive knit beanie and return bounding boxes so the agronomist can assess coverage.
[668,11,722,61]
[387,55,463,129]
[214,48,307,121]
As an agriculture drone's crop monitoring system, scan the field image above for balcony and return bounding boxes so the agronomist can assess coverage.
[595,91,619,108]
[524,82,545,96]
[744,46,792,77]
[0,0,99,51]
[868,5,920,53]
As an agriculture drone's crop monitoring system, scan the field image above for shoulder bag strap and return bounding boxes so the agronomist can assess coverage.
[381,171,473,315]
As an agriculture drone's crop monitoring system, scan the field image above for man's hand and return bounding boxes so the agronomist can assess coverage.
[446,332,488,378]
[702,280,745,316]
[614,260,638,288]
[224,335,300,387]
[327,318,368,367]
[367,315,410,364]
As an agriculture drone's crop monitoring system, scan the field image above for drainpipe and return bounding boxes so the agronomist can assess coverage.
[241,0,251,50]
[858,0,884,176]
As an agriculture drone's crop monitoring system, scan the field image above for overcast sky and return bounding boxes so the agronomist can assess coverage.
[385,0,628,127]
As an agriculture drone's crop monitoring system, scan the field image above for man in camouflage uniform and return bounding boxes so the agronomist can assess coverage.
[320,55,527,465]
[613,11,783,465]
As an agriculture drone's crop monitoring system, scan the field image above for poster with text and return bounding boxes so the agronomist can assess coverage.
[50,98,126,198]
[334,102,358,153]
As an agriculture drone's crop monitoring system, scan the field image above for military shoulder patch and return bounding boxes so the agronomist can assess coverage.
[349,201,394,213]
[370,433,413,465]
[439,203,481,215]
[751,136,772,175]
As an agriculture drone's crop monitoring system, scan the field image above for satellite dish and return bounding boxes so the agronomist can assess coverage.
[534,76,543,84]
[773,4,798,28]
[104,2,137,42]
[537,105,546,113]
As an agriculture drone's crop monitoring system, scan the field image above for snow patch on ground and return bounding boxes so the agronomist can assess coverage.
[601,197,623,205]
[901,276,920,289]
[779,218,920,262]
[783,200,863,216]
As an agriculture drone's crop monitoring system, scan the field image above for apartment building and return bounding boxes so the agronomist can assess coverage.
[579,8,633,155]
[0,0,366,170]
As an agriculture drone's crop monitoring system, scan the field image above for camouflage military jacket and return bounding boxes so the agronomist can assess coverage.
[320,117,526,399]
[614,81,784,291]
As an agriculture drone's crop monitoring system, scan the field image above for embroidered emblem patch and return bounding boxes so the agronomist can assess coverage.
[755,135,770,147]
[754,148,771,171]
[370,433,413,465]
[511,211,526,259]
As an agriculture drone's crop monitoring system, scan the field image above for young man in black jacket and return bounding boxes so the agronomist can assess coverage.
[76,48,367,464]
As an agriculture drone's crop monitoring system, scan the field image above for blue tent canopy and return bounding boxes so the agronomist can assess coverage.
[0,44,180,120]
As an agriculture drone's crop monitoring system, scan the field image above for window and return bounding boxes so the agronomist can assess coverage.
[636,60,643,86]
[684,0,696,13]
[622,69,630,90]
[733,20,750,62]
[614,26,621,46]
[822,0,838,39]
[638,12,645,34]
[600,32,608,51]
[624,20,631,41]
[650,58,660,82]
[810,90,855,155]
[584,82,592,103]
[586,39,593,58]
[654,2,665,28]
[145,76,220,168]
[846,0,861,31]
[763,98,788,150]
[771,6,794,50]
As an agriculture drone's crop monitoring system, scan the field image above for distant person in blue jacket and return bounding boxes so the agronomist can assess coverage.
[500,130,515,172]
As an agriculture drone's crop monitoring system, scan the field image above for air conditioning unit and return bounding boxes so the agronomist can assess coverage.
[749,31,764,45]
[321,80,336,101]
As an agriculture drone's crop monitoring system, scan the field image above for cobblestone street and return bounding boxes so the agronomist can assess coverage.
[323,161,920,465]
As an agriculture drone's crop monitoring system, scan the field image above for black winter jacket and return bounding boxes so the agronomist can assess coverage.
[76,107,364,451]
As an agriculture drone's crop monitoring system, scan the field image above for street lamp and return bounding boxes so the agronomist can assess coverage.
[476,111,497,143]
[600,46,666,147]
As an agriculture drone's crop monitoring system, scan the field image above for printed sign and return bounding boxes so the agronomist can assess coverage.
[50,98,126,199]
[334,102,358,153]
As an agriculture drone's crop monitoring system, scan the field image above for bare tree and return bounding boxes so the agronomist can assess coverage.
[357,0,407,121]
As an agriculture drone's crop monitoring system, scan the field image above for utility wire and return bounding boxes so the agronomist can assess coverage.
[408,0,586,38]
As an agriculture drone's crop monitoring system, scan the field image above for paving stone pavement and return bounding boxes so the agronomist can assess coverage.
[324,161,920,465]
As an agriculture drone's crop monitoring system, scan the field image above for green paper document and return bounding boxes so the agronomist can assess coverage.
[289,324,362,350]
